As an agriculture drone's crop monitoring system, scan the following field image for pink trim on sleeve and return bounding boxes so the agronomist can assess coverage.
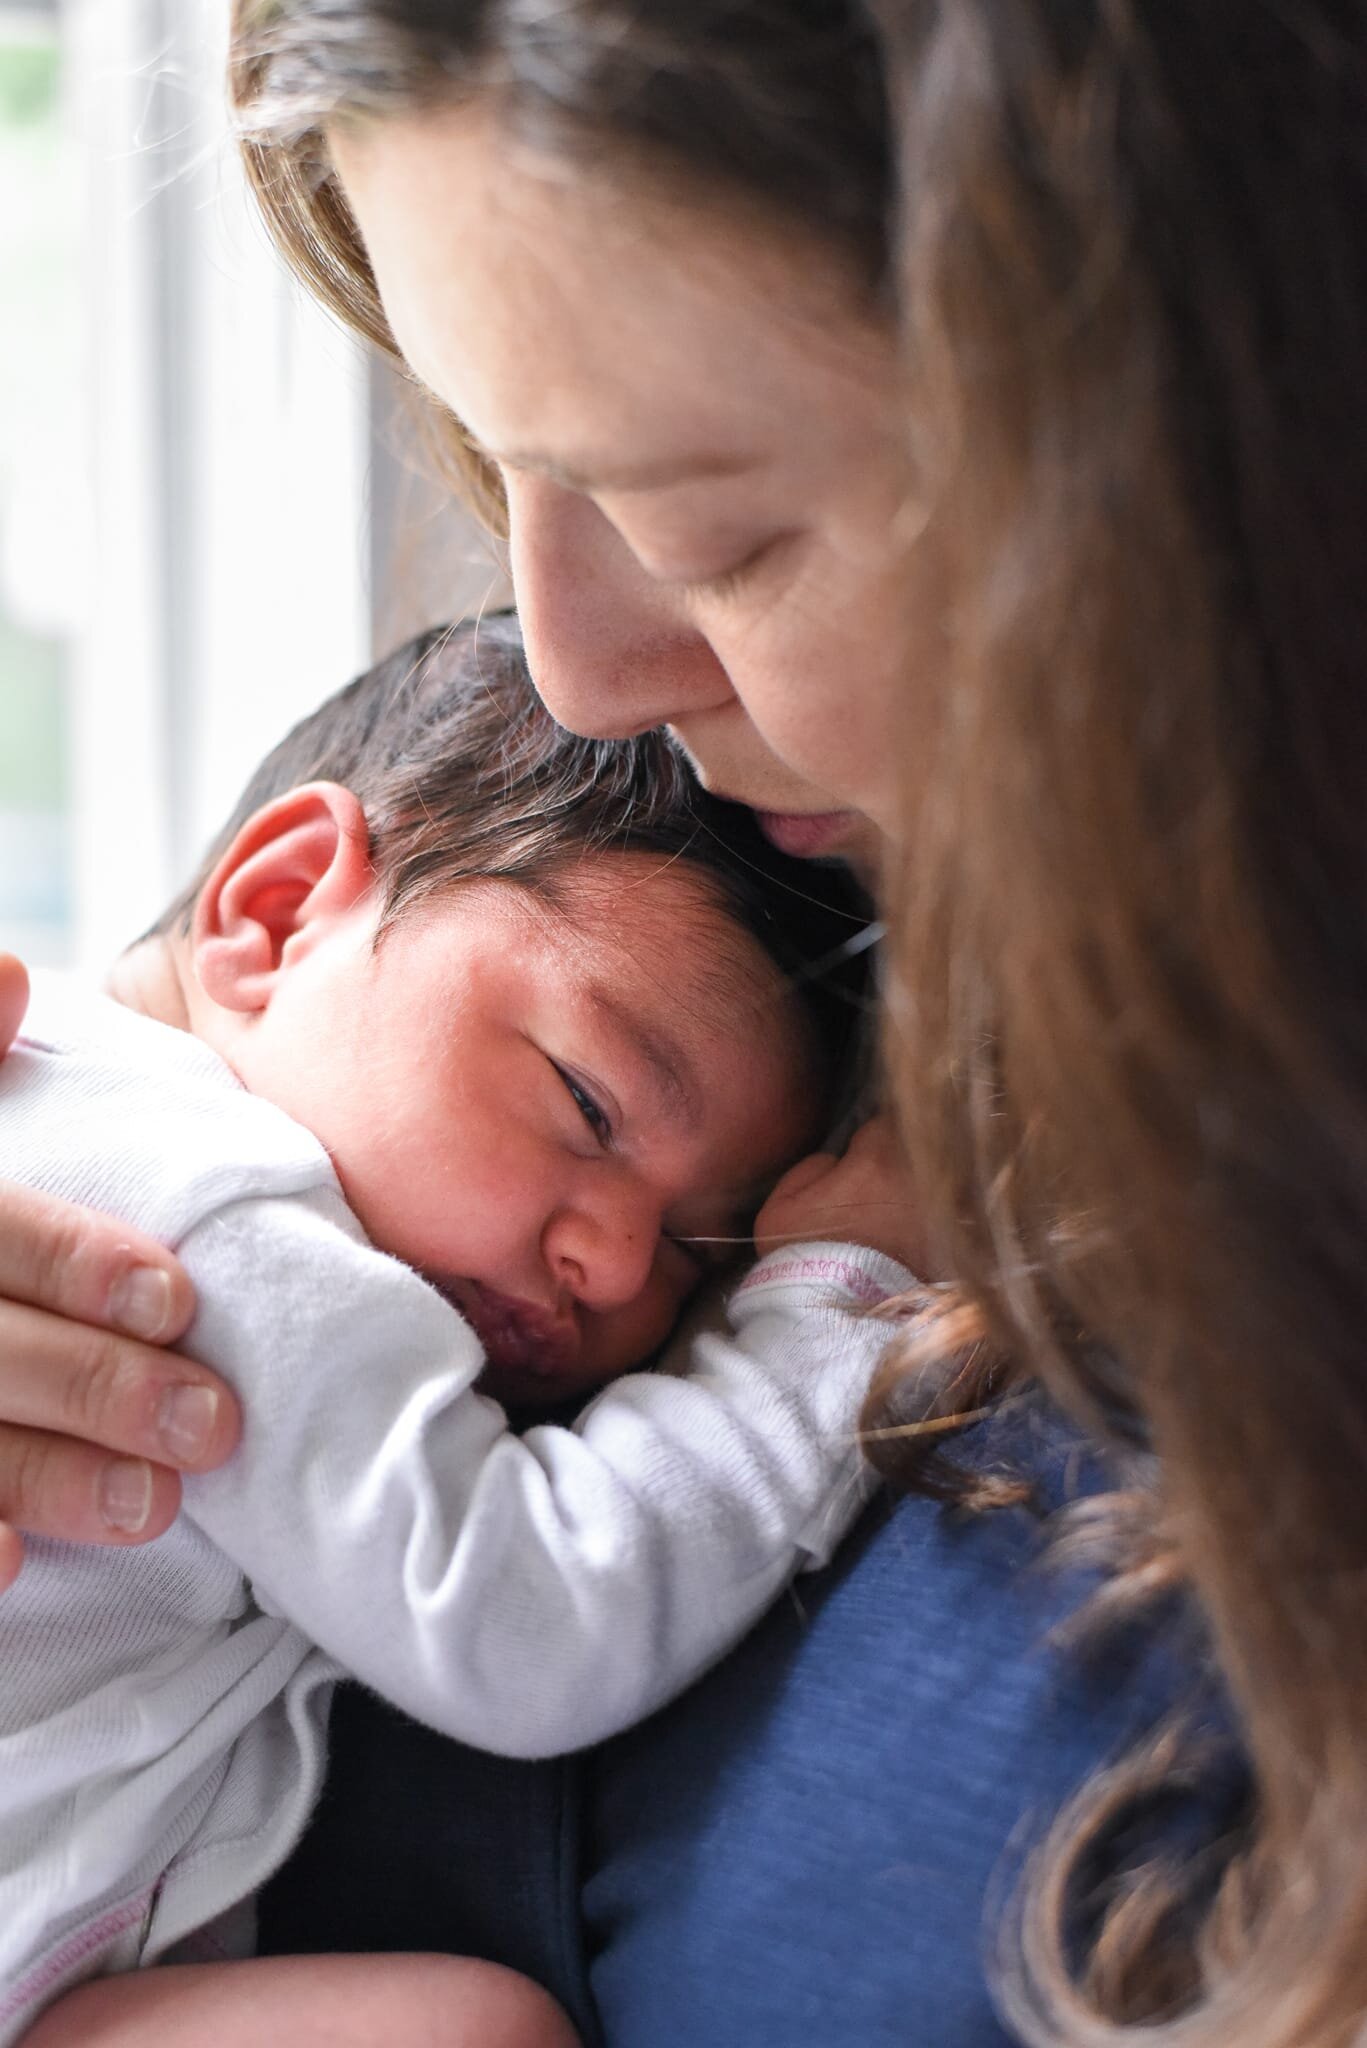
[0,1892,153,2027]
[734,1256,892,1306]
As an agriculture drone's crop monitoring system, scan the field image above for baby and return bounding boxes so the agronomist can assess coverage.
[0,617,917,2047]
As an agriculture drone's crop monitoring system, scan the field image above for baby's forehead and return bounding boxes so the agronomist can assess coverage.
[537,854,823,1177]
[547,853,791,1013]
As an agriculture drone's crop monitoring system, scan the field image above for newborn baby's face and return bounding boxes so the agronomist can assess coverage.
[233,854,818,1407]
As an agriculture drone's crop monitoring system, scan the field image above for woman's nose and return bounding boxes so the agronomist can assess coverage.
[506,471,732,741]
[543,1194,660,1314]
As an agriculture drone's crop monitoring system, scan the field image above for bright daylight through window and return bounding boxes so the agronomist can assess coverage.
[0,1,497,975]
[0,0,73,962]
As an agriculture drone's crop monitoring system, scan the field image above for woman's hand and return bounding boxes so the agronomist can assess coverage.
[755,1115,933,1277]
[0,955,239,1591]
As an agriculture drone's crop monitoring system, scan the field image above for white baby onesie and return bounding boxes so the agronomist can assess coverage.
[0,972,910,2039]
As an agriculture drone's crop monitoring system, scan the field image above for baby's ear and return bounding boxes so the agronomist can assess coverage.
[192,782,373,1013]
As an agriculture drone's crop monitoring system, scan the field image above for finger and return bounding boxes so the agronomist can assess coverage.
[768,1151,840,1202]
[0,1520,22,1592]
[0,954,29,1054]
[842,1114,899,1161]
[0,1298,239,1473]
[0,1179,195,1342]
[0,1421,182,1551]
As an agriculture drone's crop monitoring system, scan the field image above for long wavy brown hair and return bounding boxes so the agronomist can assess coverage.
[228,4,1367,2041]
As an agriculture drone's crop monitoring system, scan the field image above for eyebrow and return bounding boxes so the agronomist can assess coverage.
[585,983,703,1137]
[478,443,758,497]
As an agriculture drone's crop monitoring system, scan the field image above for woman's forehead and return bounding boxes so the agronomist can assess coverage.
[329,99,893,480]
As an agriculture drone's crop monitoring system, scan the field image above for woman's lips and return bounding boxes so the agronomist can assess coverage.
[445,1279,581,1379]
[754,809,854,859]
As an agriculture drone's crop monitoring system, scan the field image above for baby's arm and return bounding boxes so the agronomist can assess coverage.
[175,1152,917,1759]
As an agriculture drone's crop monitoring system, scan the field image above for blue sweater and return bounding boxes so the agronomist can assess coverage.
[260,1396,1244,2045]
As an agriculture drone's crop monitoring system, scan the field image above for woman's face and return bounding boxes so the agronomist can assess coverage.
[332,104,933,855]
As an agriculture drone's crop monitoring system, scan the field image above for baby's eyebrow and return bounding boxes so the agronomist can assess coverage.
[585,984,701,1136]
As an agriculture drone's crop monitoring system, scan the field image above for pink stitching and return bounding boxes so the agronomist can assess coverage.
[0,1893,153,2022]
[736,1257,890,1306]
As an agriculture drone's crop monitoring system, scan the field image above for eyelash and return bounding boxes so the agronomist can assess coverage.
[554,1063,614,1147]
[671,539,776,606]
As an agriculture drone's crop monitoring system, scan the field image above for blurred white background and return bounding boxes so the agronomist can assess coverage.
[0,0,503,972]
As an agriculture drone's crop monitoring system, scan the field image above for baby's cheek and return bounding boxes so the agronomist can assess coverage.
[580,1270,698,1385]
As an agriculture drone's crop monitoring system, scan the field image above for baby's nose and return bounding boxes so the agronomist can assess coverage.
[547,1201,659,1311]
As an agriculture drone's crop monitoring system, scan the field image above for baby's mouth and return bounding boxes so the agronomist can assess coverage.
[441,1279,581,1379]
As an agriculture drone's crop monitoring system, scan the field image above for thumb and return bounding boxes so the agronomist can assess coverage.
[0,955,30,1057]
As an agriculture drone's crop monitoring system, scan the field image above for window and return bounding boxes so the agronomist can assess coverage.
[69,0,379,970]
[0,0,74,963]
[2,0,374,971]
[0,0,502,975]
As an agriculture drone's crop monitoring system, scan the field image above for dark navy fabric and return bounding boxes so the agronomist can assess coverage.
[259,1398,1242,2046]
[259,1691,590,2011]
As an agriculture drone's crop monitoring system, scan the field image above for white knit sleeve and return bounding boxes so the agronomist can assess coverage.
[179,1188,912,1759]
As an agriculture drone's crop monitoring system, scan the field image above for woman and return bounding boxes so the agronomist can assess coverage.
[0,1,1361,2040]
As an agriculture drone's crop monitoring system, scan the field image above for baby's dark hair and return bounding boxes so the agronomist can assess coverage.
[155,611,871,1108]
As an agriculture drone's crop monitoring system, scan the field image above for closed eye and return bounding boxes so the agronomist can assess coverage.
[553,1062,614,1146]
[668,535,786,606]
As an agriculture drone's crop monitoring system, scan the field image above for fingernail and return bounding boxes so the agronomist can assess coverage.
[157,1384,219,1464]
[108,1267,174,1342]
[99,1457,153,1534]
